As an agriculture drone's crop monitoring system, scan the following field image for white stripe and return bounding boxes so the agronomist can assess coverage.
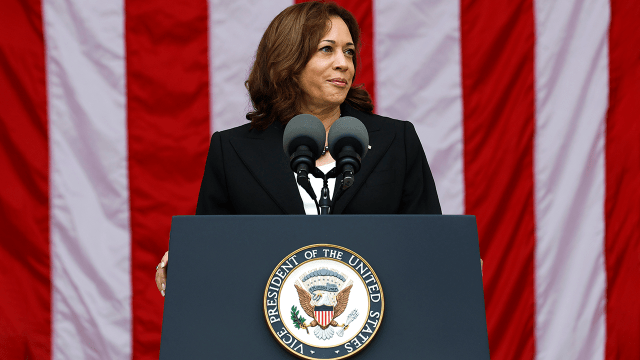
[44,0,131,359]
[209,0,294,133]
[374,0,464,215]
[533,0,609,358]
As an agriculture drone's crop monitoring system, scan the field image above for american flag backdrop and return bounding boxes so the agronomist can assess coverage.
[1,0,639,359]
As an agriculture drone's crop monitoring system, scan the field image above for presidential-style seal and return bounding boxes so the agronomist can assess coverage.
[264,244,384,359]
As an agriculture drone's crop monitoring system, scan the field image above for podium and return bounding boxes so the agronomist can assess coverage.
[160,215,489,359]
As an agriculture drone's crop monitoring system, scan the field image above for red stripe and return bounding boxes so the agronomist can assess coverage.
[125,0,211,357]
[0,0,50,359]
[460,0,536,359]
[316,311,334,326]
[296,0,376,106]
[606,0,640,358]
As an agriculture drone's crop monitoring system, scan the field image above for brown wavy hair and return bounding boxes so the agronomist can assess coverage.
[245,1,374,130]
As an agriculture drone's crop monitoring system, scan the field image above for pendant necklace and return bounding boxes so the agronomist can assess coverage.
[321,113,340,157]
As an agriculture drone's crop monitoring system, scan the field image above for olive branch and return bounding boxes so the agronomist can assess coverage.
[290,305,307,332]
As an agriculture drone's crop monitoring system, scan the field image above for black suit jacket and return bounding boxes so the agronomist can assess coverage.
[196,104,441,215]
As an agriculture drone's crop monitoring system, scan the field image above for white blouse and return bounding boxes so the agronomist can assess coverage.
[295,162,336,215]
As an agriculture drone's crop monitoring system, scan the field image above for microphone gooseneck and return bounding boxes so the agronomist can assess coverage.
[327,116,369,190]
[283,114,326,213]
[283,114,326,178]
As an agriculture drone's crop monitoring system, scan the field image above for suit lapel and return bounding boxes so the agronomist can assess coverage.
[229,122,306,215]
[332,104,396,214]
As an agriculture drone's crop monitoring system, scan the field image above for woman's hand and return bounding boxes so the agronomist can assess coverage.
[155,251,168,297]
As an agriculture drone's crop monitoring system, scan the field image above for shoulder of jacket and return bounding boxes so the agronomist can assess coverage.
[211,122,261,143]
[366,112,413,136]
[342,103,409,134]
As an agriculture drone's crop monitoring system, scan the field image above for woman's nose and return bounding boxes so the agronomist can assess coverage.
[333,52,349,70]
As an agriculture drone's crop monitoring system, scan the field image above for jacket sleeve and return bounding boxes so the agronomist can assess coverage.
[196,132,234,215]
[398,121,442,214]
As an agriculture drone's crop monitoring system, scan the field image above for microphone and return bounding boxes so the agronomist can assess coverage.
[283,114,326,198]
[327,116,369,189]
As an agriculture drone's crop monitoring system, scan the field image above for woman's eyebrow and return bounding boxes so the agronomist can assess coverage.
[320,39,355,47]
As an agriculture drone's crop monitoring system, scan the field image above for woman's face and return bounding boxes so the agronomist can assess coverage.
[298,16,355,112]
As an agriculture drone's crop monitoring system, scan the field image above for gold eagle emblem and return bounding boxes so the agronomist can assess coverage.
[291,268,359,340]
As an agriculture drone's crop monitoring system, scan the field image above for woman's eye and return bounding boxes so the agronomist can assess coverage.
[320,46,332,53]
[345,48,355,57]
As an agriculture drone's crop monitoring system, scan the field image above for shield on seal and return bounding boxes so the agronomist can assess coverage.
[314,305,334,327]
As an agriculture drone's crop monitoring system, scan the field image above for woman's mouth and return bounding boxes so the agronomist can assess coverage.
[328,79,348,87]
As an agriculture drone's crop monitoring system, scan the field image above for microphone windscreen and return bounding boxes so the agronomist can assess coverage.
[327,116,369,159]
[282,114,326,159]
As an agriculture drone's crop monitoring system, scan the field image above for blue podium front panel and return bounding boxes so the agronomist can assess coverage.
[160,215,489,359]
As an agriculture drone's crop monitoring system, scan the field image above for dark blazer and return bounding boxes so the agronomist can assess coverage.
[196,103,442,215]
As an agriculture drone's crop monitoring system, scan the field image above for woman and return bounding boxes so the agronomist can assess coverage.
[155,1,441,296]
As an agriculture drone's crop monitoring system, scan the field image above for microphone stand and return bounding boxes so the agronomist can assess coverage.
[302,165,354,215]
[309,167,338,215]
